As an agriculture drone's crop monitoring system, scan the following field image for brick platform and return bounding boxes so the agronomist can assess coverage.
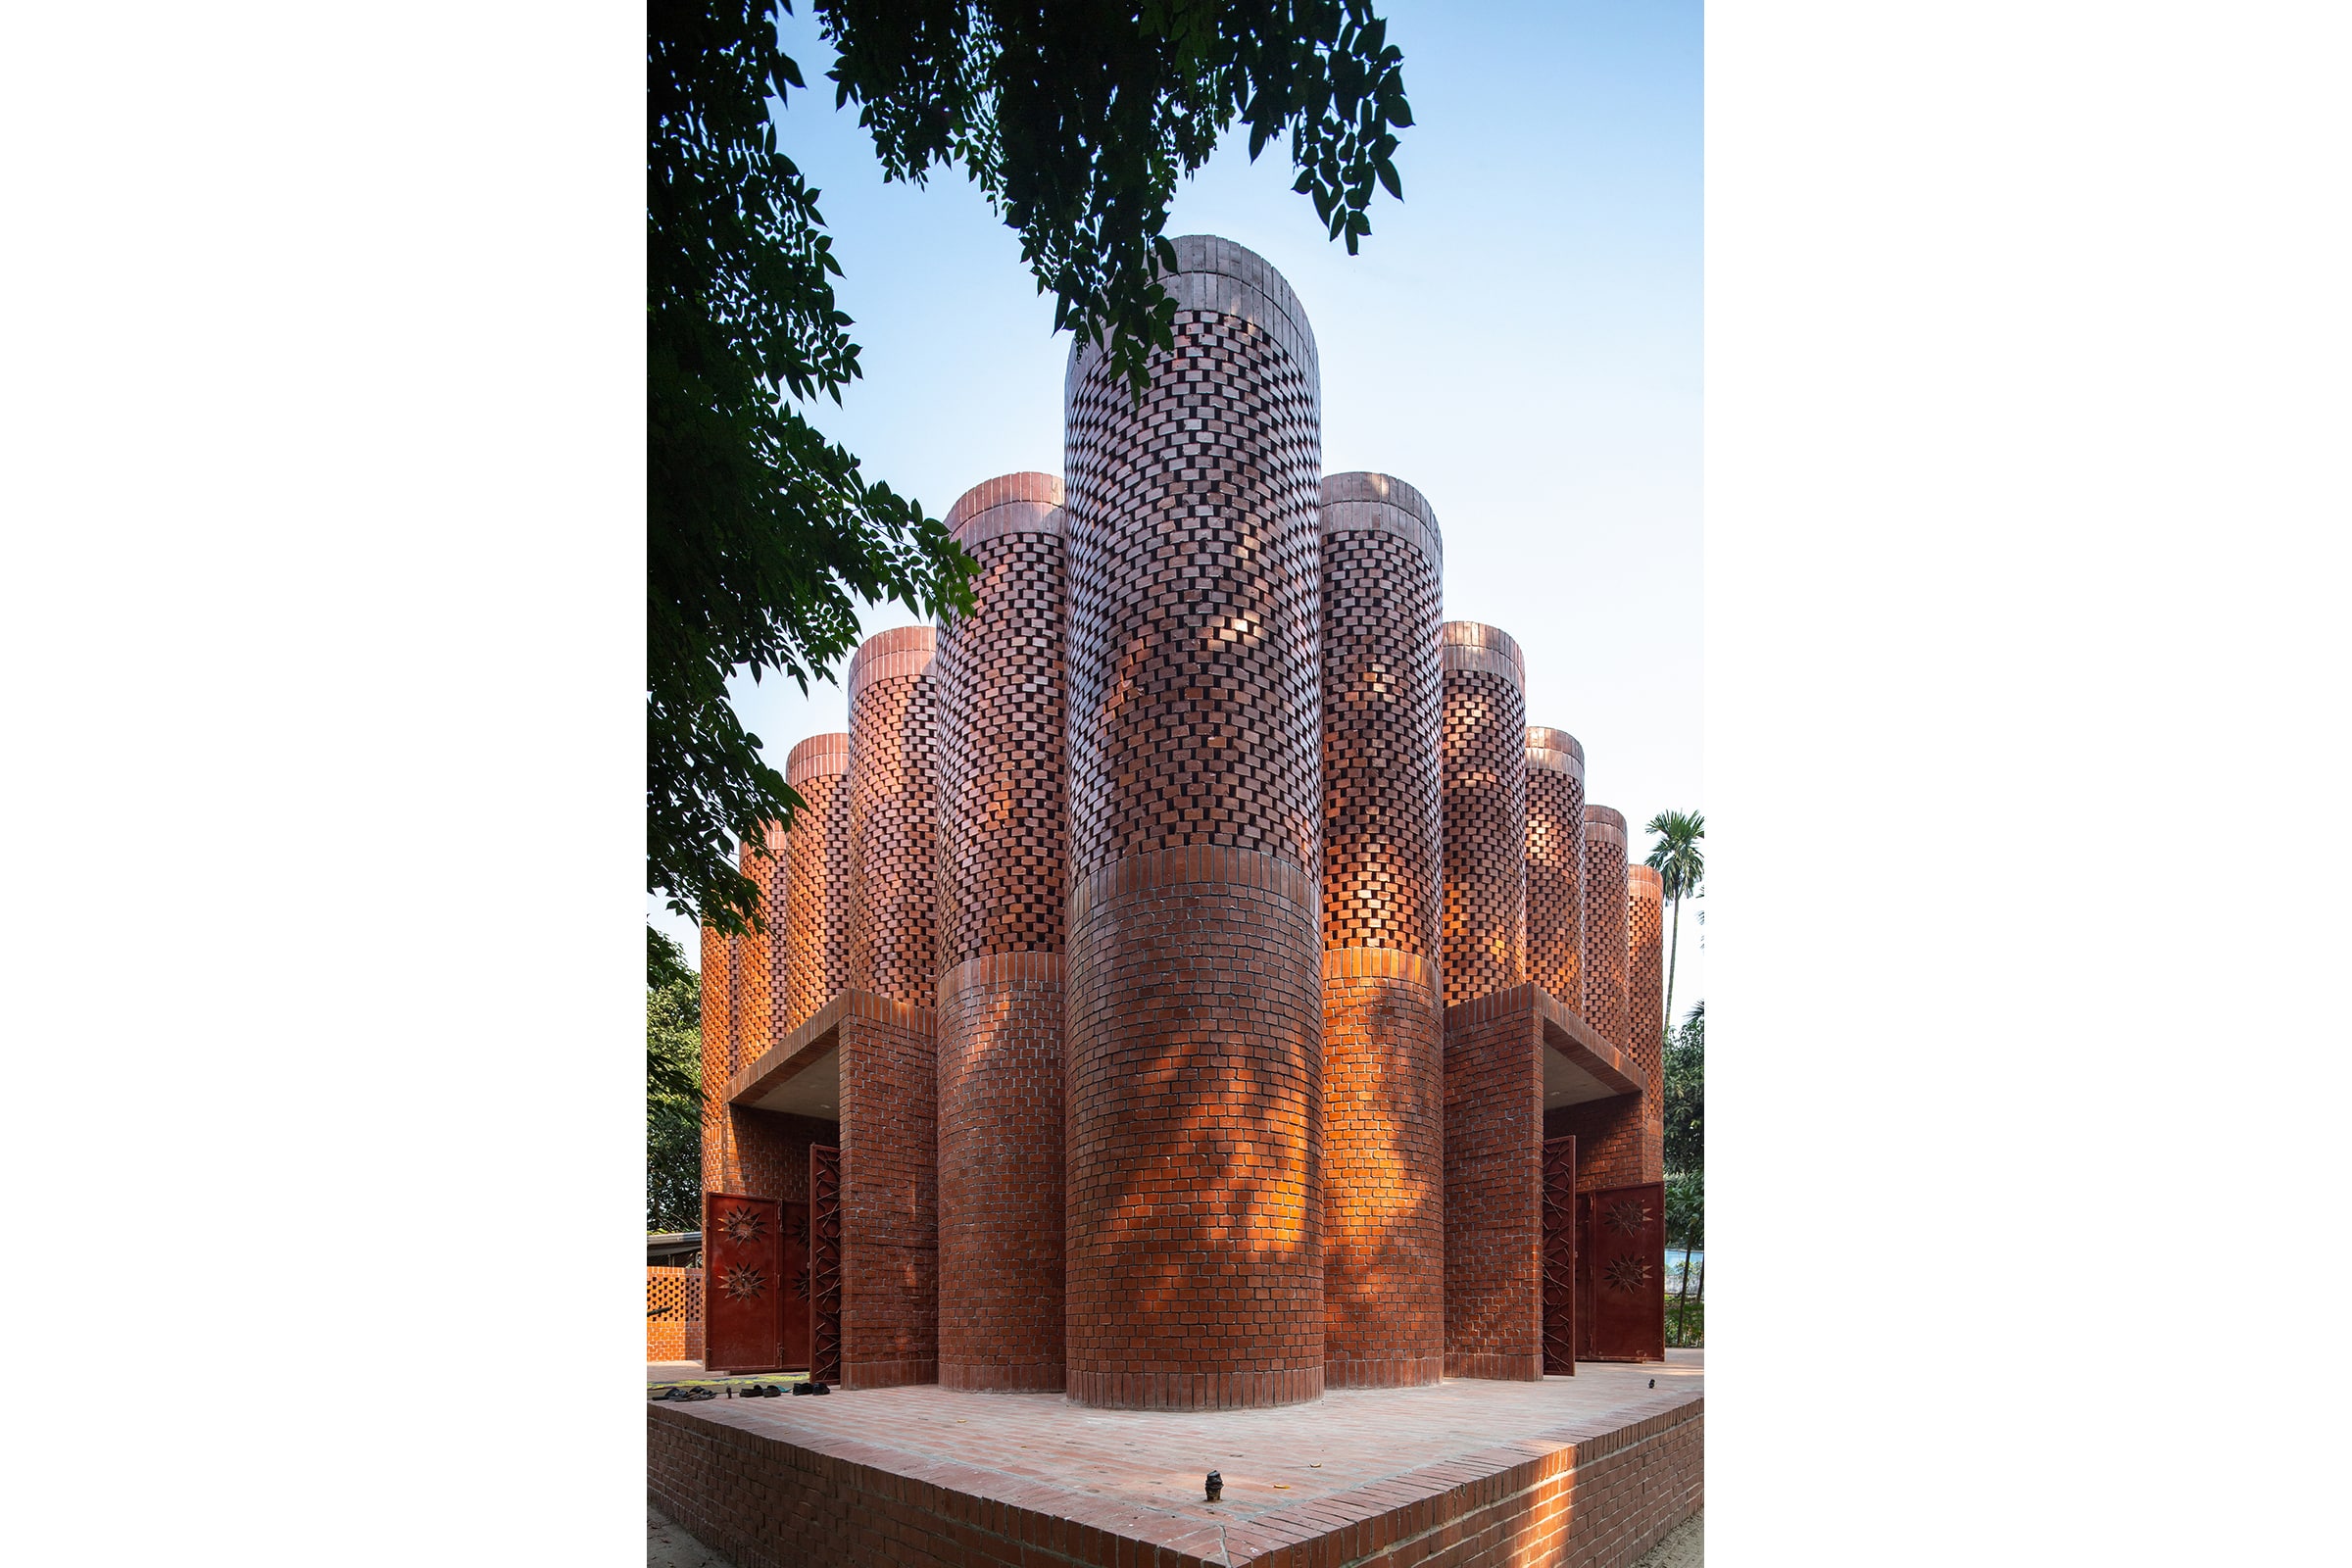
[647,1352,1701,1568]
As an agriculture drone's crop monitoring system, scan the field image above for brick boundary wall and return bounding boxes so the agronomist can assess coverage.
[1441,621,1528,1007]
[1061,235,1326,1410]
[1319,470,1446,1391]
[1525,726,1587,1006]
[647,1389,1701,1568]
[783,733,852,1031]
[934,474,1068,1394]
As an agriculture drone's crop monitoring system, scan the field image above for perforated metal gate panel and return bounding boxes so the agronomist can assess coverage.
[703,1193,783,1372]
[1541,1136,1577,1374]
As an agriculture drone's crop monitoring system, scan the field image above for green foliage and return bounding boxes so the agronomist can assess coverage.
[1665,1289,1704,1348]
[1642,808,1704,1027]
[1663,1166,1702,1250]
[648,1,1412,933]
[1663,1001,1703,1175]
[648,928,705,1232]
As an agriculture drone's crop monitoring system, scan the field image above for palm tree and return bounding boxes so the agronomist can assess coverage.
[1643,810,1704,1035]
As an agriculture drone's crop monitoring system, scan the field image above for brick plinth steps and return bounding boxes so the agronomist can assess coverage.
[647,1351,1701,1568]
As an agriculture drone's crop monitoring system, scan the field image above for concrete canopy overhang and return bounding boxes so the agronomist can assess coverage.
[1535,989,1645,1109]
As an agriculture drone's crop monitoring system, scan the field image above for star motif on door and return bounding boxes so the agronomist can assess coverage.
[1603,1254,1651,1294]
[718,1205,767,1245]
[1604,1199,1649,1236]
[721,1265,767,1300]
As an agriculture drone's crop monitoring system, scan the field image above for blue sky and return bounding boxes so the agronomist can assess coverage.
[655,1,1704,1012]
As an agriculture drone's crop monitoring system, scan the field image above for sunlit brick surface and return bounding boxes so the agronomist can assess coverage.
[1318,471,1445,1389]
[648,1353,1703,1568]
[1580,806,1630,1053]
[1628,864,1667,1184]
[1526,726,1587,1005]
[697,924,736,1197]
[846,627,938,1005]
[1441,988,1547,1381]
[782,733,851,1030]
[1441,621,1528,1006]
[1062,235,1325,1408]
[934,472,1068,1393]
[736,827,784,1063]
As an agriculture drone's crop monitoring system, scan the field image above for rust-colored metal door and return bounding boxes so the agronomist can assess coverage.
[1581,1181,1667,1362]
[703,1193,783,1372]
[809,1146,842,1384]
[1541,1136,1577,1375]
[780,1200,810,1370]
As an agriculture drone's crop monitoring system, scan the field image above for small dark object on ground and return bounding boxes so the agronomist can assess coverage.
[1204,1470,1223,1502]
[808,1381,830,1396]
[791,1382,812,1396]
[1649,1378,1656,1388]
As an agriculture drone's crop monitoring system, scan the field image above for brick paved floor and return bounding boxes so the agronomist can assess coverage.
[651,1351,1699,1531]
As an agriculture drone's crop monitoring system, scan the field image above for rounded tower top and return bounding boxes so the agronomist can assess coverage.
[1321,470,1443,575]
[1066,234,1319,397]
[946,471,1065,546]
[845,624,936,707]
[1440,620,1525,688]
[785,731,851,786]
[1583,803,1628,847]
[1630,863,1664,900]
[1526,726,1585,776]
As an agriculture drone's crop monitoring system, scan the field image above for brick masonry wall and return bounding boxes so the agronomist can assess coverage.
[1526,726,1587,1007]
[1628,865,1667,1185]
[783,733,851,1030]
[646,1390,1701,1568]
[699,924,737,1197]
[1580,805,1630,1054]
[847,625,939,1005]
[934,471,1068,1393]
[837,1002,939,1389]
[1062,238,1326,1409]
[1319,470,1446,1390]
[1441,987,1546,1380]
[1441,621,1528,1007]
[737,828,785,1064]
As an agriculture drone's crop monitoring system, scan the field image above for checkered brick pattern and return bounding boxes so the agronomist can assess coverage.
[1441,621,1529,1006]
[735,826,785,1062]
[1318,472,1445,1390]
[1526,726,1587,1007]
[1628,864,1667,1184]
[933,471,1071,1394]
[935,474,1065,964]
[783,733,851,1030]
[846,627,938,1006]
[1580,805,1630,1054]
[1320,474,1443,956]
[1061,237,1325,1409]
[698,922,737,1197]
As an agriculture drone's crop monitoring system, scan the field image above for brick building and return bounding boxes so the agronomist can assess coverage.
[695,235,1670,1400]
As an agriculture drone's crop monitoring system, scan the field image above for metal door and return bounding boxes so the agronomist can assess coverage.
[781,1200,810,1370]
[1541,1136,1577,1374]
[809,1145,843,1384]
[1582,1180,1667,1362]
[703,1192,783,1372]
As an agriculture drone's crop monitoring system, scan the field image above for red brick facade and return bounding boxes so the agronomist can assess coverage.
[847,627,938,1005]
[1526,725,1587,1003]
[1062,235,1325,1409]
[1441,988,1546,1381]
[1627,863,1667,1182]
[1580,805,1631,1054]
[782,733,851,1031]
[1441,621,1529,1007]
[1319,471,1446,1390]
[933,473,1067,1394]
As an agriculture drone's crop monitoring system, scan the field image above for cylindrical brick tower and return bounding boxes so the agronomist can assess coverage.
[1440,622,1528,1007]
[1525,726,1586,1004]
[782,733,852,1028]
[1628,862,1668,1183]
[697,922,736,1194]
[934,472,1069,1393]
[1580,804,1630,1050]
[845,626,938,1004]
[735,827,784,1063]
[1318,471,1446,1390]
[1062,235,1325,1410]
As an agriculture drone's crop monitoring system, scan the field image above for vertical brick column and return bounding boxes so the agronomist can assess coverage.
[735,828,784,1064]
[1062,235,1325,1410]
[697,924,737,1196]
[1441,621,1528,1006]
[934,472,1068,1394]
[782,733,851,1029]
[1318,470,1445,1390]
[1628,863,1668,1184]
[1525,727,1586,1007]
[1581,805,1631,1054]
[846,626,938,1004]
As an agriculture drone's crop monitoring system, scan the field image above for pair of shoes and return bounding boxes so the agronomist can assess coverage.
[799,1381,830,1396]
